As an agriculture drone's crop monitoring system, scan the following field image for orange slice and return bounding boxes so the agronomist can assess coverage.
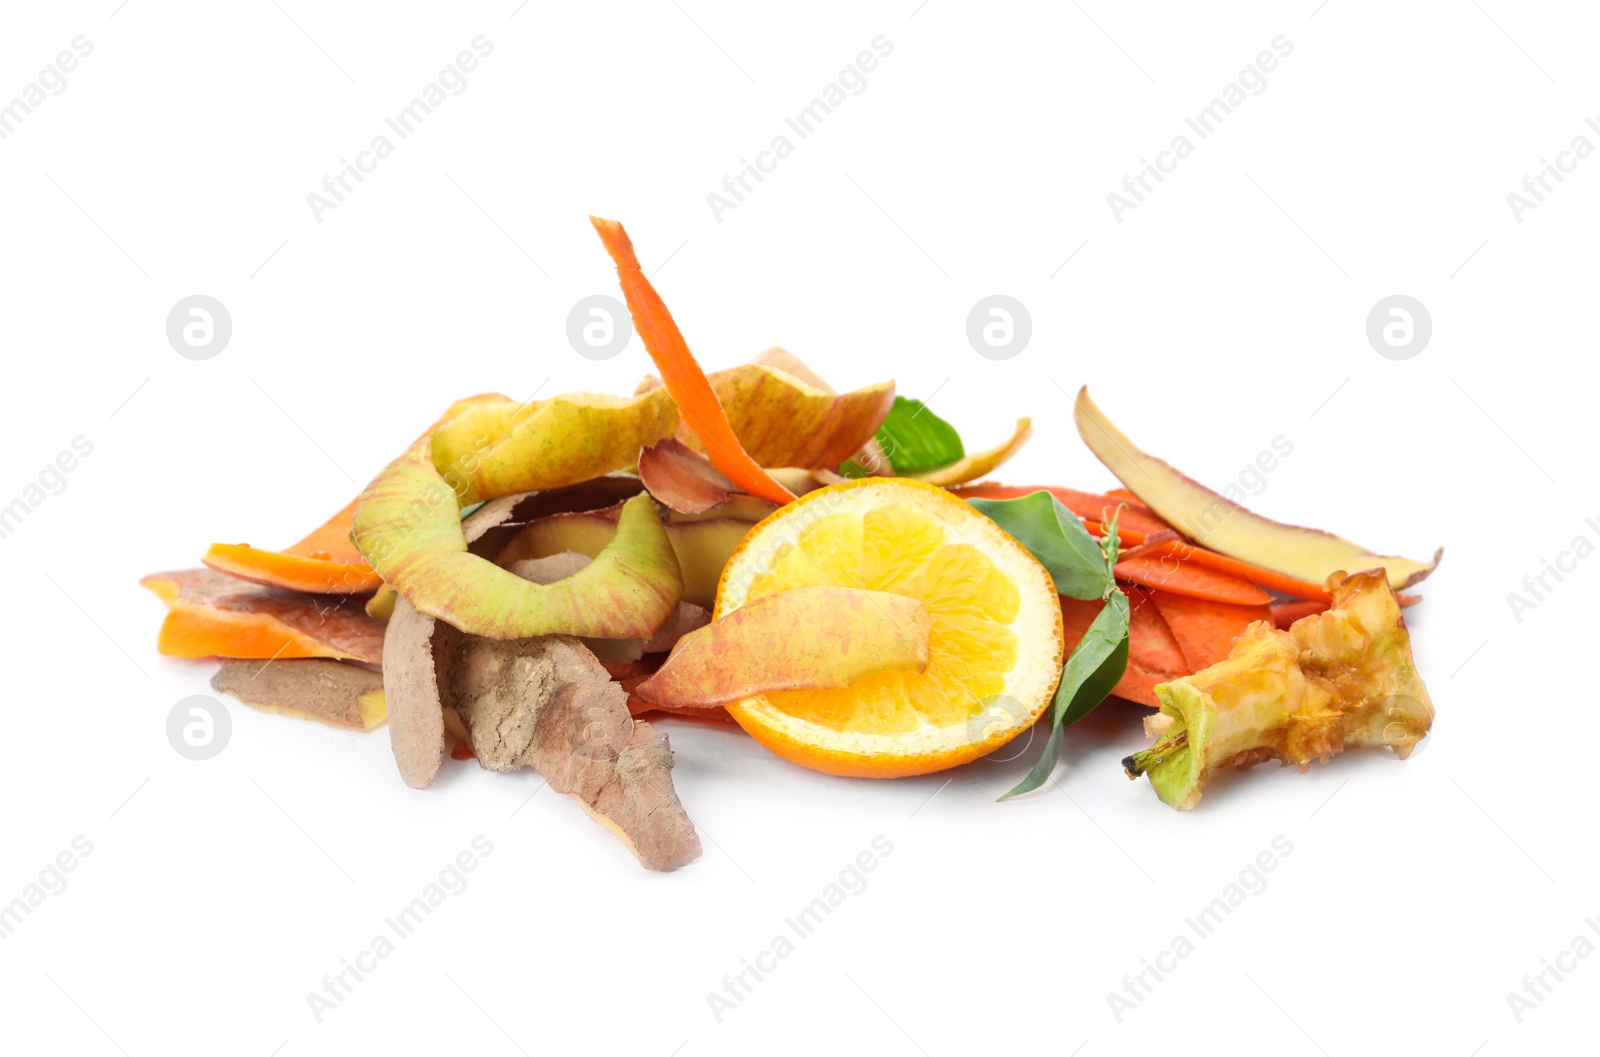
[715,478,1064,777]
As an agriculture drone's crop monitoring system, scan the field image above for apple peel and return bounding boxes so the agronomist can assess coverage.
[496,502,764,610]
[1073,388,1441,590]
[429,390,677,506]
[636,586,932,709]
[636,360,896,475]
[700,364,896,471]
[505,551,710,661]
[353,435,683,639]
[638,437,734,514]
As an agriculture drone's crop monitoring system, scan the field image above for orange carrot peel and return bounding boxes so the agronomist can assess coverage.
[203,393,509,595]
[204,498,380,595]
[590,217,796,506]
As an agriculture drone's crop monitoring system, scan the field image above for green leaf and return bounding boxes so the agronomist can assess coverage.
[968,491,1111,601]
[1000,590,1130,800]
[874,397,964,473]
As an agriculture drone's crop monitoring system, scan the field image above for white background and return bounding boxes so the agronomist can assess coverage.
[1,1,1592,1054]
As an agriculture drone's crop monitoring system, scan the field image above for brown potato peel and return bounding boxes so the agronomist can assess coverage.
[383,597,447,789]
[382,589,701,871]
[211,658,385,731]
[440,631,701,871]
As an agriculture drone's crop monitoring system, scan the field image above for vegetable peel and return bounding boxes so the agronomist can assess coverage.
[212,658,386,731]
[140,568,385,664]
[590,216,795,505]
[1074,387,1442,590]
[202,393,508,594]
[437,627,701,871]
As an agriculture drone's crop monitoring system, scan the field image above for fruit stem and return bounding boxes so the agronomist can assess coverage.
[1123,728,1187,778]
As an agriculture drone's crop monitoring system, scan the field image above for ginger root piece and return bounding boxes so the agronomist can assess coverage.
[211,658,385,731]
[1124,569,1435,810]
[637,586,932,709]
[437,630,702,871]
[141,568,385,664]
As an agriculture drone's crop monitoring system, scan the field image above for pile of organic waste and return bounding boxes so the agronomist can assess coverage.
[144,218,1441,870]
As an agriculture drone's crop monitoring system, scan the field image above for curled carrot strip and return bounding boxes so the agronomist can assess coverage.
[1083,520,1333,602]
[1113,552,1274,606]
[1154,540,1333,602]
[590,217,796,506]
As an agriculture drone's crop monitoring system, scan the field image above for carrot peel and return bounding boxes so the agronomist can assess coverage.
[590,217,795,506]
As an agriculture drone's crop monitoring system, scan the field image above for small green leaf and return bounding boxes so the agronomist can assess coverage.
[1000,590,1130,800]
[874,397,965,473]
[968,491,1111,601]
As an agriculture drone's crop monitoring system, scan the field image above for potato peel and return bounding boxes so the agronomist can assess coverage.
[212,658,385,731]
[383,596,448,789]
[437,629,702,871]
